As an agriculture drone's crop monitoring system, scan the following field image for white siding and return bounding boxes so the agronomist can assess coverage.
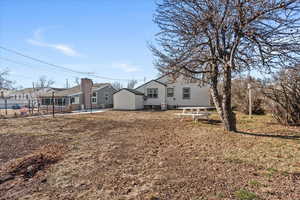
[113,90,144,110]
[166,84,210,106]
[158,74,210,106]
[135,95,144,109]
[136,81,166,106]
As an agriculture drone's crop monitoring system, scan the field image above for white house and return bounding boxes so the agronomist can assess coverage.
[113,74,211,110]
[8,87,61,102]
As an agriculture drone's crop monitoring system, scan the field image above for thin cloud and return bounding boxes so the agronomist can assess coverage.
[27,28,81,57]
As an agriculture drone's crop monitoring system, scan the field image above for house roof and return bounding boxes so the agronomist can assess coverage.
[41,83,110,97]
[12,88,36,93]
[10,87,66,93]
[8,88,65,96]
[135,79,167,90]
[114,88,144,96]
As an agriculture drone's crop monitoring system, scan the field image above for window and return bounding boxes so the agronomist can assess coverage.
[183,87,191,99]
[167,88,174,97]
[26,94,29,100]
[70,96,79,104]
[53,98,66,106]
[147,88,158,98]
[92,92,97,103]
[42,98,51,105]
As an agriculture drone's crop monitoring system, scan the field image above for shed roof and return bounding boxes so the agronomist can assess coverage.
[114,88,144,96]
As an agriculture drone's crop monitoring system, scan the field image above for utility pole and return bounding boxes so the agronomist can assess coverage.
[248,83,252,119]
[52,91,55,118]
[66,79,69,88]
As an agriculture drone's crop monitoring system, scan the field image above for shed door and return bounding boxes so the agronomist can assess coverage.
[104,92,109,104]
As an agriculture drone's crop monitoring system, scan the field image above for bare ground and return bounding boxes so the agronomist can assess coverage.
[0,111,299,200]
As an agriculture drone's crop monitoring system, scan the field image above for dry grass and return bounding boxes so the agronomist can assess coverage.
[1,144,66,177]
[0,111,299,200]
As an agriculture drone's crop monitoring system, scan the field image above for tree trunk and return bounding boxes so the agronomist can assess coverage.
[222,66,237,132]
[210,65,237,132]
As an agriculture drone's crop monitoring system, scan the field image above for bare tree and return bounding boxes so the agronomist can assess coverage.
[263,65,300,125]
[127,79,138,89]
[231,77,265,115]
[74,77,80,86]
[0,69,14,89]
[151,0,300,131]
[112,82,123,90]
[35,76,55,88]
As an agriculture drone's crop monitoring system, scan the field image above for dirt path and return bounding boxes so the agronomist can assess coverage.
[0,111,299,199]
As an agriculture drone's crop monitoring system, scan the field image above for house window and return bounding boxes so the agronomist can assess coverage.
[147,88,158,98]
[183,87,191,99]
[92,92,97,104]
[42,98,51,105]
[167,88,174,97]
[26,94,29,100]
[71,96,79,104]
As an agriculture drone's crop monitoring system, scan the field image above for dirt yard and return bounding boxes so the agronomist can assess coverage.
[0,111,299,200]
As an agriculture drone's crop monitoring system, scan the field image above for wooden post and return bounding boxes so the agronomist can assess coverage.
[28,100,31,115]
[90,93,92,114]
[32,100,34,114]
[52,92,55,118]
[70,97,72,112]
[248,83,252,118]
[4,99,7,115]
[37,98,40,114]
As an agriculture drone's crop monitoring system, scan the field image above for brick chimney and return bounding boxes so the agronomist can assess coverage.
[80,78,93,110]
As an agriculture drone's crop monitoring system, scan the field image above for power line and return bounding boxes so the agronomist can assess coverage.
[0,46,143,82]
[0,46,93,75]
[0,56,143,84]
[0,56,76,78]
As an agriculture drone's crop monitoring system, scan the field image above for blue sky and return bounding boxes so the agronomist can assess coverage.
[0,0,159,88]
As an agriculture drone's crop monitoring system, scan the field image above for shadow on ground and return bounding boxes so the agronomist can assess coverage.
[197,119,222,125]
[236,131,300,140]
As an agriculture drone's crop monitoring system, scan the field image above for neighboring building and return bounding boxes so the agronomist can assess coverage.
[113,74,211,110]
[0,87,62,109]
[40,78,116,110]
[3,87,62,108]
[8,87,62,102]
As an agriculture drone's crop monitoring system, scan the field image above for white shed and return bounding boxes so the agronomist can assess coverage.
[113,89,144,110]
